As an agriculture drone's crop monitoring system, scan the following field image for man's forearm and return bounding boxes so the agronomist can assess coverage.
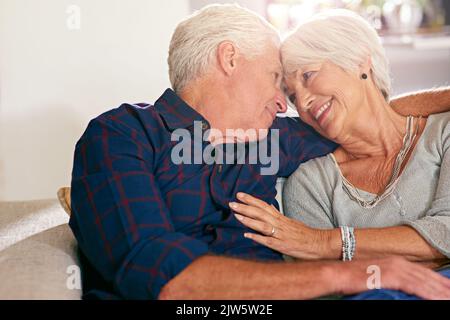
[158,255,341,299]
[158,255,450,300]
[391,86,450,116]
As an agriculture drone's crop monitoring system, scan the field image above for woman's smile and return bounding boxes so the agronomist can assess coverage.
[311,98,333,127]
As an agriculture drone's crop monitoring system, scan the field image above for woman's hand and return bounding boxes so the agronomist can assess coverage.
[229,192,339,260]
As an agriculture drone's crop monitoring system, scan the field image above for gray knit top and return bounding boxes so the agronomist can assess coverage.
[283,111,450,258]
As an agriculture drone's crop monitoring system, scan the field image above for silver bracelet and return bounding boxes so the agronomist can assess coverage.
[340,226,356,261]
[349,227,356,260]
[340,226,348,261]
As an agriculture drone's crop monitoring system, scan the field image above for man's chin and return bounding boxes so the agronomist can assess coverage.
[265,108,277,122]
[255,127,270,141]
[233,127,270,142]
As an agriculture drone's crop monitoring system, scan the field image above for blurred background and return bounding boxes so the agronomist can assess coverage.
[0,0,449,201]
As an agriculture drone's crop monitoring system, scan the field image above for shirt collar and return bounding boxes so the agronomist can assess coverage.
[154,88,210,131]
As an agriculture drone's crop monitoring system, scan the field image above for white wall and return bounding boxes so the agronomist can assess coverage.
[190,0,266,15]
[385,47,450,96]
[0,0,189,201]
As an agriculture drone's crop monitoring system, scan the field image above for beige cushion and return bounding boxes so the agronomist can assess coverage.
[0,199,69,251]
[57,187,72,216]
[0,223,82,299]
[0,199,81,299]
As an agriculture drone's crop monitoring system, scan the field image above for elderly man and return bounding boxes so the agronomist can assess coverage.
[70,4,450,300]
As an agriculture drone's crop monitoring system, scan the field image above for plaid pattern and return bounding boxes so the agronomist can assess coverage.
[70,88,337,299]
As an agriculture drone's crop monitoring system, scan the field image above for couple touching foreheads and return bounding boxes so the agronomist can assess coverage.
[70,4,450,300]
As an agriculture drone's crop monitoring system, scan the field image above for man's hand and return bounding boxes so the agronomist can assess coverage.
[334,256,450,300]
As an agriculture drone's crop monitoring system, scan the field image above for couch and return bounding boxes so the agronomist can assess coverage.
[0,199,82,299]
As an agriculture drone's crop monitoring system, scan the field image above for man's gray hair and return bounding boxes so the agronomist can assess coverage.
[168,4,280,93]
[281,9,391,100]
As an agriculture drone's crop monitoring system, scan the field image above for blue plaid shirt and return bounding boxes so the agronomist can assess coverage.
[70,88,337,299]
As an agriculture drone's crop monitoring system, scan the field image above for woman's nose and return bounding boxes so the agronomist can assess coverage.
[299,92,314,112]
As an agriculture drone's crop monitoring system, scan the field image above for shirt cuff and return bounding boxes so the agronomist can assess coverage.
[115,232,209,299]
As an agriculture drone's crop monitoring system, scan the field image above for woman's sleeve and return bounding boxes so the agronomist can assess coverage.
[282,160,335,230]
[403,122,450,258]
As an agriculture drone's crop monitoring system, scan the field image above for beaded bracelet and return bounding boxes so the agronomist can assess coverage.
[340,226,356,261]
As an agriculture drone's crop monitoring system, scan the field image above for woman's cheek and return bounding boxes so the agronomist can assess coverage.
[298,112,311,125]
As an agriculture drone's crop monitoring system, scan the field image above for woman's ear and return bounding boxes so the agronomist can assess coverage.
[360,55,373,76]
[216,41,238,76]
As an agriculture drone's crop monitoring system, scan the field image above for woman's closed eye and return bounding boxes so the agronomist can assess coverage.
[273,71,283,84]
[303,71,315,82]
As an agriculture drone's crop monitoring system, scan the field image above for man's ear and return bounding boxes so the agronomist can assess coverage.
[216,41,238,76]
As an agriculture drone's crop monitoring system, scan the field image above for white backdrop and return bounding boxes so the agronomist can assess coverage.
[0,0,189,201]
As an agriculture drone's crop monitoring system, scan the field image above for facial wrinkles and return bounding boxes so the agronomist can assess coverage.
[332,86,376,146]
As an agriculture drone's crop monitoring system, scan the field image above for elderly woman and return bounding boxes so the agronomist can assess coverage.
[231,9,450,268]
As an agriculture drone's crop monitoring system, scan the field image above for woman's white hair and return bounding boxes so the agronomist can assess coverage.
[281,9,391,100]
[168,4,280,93]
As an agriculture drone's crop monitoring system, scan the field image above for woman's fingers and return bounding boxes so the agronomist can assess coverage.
[236,192,278,215]
[243,232,283,252]
[270,204,282,215]
[234,214,275,236]
[229,201,272,222]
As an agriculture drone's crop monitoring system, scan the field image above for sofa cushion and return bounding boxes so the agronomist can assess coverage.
[0,199,69,251]
[0,199,81,299]
[0,223,82,299]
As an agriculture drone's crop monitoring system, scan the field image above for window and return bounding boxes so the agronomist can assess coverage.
[266,0,447,35]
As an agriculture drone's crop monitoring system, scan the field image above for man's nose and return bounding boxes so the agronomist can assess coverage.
[275,93,287,113]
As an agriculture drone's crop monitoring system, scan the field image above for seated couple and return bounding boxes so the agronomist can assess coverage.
[70,5,450,300]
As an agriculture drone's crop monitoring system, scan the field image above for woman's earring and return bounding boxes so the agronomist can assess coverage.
[361,73,368,80]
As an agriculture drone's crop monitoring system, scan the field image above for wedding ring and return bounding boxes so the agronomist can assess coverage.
[270,226,276,237]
